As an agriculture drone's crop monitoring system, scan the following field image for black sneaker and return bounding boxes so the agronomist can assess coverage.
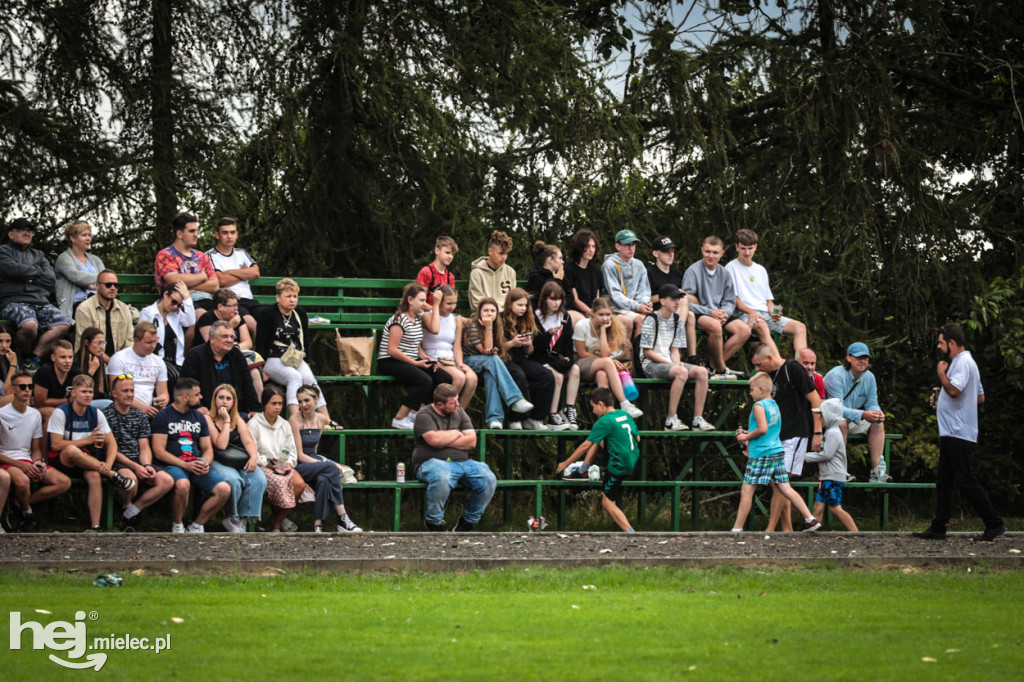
[119,514,140,533]
[563,406,579,431]
[911,528,946,540]
[19,513,37,533]
[973,525,1007,542]
[801,520,822,532]
[546,412,570,431]
[453,517,474,533]
[84,525,105,533]
[425,520,447,532]
[336,514,363,533]
[111,472,136,491]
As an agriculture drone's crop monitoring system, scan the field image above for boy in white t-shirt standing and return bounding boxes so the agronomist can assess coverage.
[725,229,807,355]
[640,285,715,432]
[206,217,260,339]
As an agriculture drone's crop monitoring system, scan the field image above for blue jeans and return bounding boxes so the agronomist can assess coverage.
[464,354,524,424]
[209,461,268,517]
[416,458,497,525]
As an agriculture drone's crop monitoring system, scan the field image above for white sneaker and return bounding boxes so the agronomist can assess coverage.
[222,516,246,533]
[171,522,185,534]
[522,418,548,431]
[281,518,298,533]
[622,402,643,420]
[488,421,503,430]
[391,414,415,430]
[510,398,534,414]
[664,415,688,432]
[186,522,204,533]
[313,524,323,533]
[691,416,715,432]
[508,421,523,430]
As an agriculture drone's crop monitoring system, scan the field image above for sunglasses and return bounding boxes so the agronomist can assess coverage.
[15,383,33,390]
[13,227,35,233]
[111,373,133,388]
[168,299,182,309]
[100,282,120,289]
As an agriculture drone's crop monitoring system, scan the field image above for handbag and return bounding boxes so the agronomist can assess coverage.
[336,330,375,376]
[280,343,306,369]
[214,445,250,469]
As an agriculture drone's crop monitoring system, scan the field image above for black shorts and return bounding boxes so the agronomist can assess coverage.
[602,470,629,506]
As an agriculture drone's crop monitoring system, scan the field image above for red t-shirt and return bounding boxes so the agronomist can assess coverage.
[416,263,455,291]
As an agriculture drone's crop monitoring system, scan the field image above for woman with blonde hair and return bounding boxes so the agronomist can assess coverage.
[55,219,105,321]
[205,384,267,533]
[255,278,339,426]
[572,296,643,420]
[420,284,478,406]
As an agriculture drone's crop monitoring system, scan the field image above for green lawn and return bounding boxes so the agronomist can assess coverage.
[2,567,1021,680]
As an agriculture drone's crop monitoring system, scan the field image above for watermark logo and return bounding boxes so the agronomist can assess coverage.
[9,610,171,671]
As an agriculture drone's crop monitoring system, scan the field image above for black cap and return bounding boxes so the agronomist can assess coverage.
[8,218,35,232]
[653,236,676,252]
[658,283,684,299]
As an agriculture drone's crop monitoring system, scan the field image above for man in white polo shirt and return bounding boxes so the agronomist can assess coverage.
[913,323,1005,542]
[107,322,169,419]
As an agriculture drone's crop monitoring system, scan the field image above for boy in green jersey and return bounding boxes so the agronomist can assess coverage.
[555,388,640,532]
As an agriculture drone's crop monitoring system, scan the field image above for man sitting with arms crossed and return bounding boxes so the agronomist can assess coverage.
[413,383,496,532]
[151,378,231,533]
[682,236,751,376]
[104,374,175,531]
[205,217,260,339]
[0,371,71,532]
[48,374,136,532]
[107,322,169,419]
[74,270,136,359]
[824,342,889,482]
[181,319,260,416]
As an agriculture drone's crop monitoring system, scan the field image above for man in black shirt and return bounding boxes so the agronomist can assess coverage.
[752,344,823,531]
[647,236,698,361]
[180,320,260,415]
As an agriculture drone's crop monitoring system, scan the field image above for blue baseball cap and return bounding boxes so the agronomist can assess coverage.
[846,342,871,358]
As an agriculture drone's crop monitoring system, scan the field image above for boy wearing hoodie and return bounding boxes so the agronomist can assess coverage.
[601,229,652,337]
[804,398,858,531]
[468,231,516,313]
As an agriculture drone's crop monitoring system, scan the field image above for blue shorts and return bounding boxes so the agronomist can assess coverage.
[815,480,845,507]
[0,302,71,330]
[158,463,226,494]
[743,452,788,485]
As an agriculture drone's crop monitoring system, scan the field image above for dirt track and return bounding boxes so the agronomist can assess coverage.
[1,531,1022,572]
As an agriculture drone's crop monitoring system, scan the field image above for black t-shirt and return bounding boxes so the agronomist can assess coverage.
[197,310,242,343]
[769,359,816,440]
[562,262,604,312]
[34,365,83,401]
[646,265,683,311]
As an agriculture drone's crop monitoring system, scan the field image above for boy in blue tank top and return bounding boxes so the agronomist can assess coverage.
[731,372,821,532]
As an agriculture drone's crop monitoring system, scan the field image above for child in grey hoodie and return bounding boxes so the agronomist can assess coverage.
[804,398,859,531]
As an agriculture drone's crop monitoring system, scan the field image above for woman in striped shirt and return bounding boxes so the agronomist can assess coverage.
[378,283,453,429]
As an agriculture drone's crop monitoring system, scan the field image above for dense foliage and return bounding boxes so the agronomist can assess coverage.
[1,1,1021,508]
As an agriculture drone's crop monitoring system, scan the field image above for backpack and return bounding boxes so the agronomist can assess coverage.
[631,312,679,379]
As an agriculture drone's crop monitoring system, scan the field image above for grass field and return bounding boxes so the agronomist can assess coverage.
[2,566,1022,680]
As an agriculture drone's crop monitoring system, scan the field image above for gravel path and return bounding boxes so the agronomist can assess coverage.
[1,531,1022,572]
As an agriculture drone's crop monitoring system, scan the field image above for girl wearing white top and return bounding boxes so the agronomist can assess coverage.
[140,281,195,368]
[420,285,477,407]
[572,296,643,420]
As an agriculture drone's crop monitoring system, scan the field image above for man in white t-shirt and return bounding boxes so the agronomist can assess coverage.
[107,321,169,419]
[0,370,71,532]
[639,284,715,432]
[206,217,259,339]
[49,374,136,531]
[725,229,807,355]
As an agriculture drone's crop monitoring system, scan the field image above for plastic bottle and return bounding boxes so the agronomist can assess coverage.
[619,371,639,401]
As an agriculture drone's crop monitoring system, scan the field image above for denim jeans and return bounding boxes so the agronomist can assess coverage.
[210,460,268,517]
[416,458,497,525]
[463,354,524,424]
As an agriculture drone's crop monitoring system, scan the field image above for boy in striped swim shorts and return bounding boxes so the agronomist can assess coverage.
[731,372,821,532]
